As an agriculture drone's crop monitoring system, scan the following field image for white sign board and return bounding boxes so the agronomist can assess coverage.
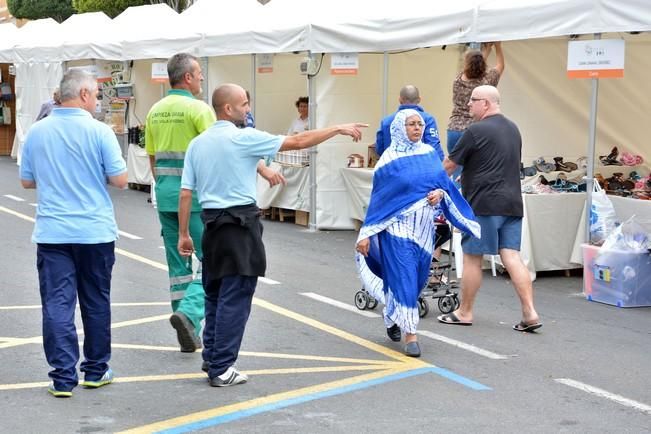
[257,54,274,73]
[331,53,359,75]
[567,39,624,79]
[151,63,169,83]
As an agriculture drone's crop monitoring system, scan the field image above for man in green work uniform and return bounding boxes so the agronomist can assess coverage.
[146,53,284,353]
[145,53,215,352]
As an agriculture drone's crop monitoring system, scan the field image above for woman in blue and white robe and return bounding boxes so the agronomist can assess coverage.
[355,109,480,357]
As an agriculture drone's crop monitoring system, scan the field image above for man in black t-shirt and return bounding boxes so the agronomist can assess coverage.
[433,85,541,333]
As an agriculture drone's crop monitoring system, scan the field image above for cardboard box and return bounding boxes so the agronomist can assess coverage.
[584,244,651,307]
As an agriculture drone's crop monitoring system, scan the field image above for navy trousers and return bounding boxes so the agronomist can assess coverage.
[37,242,115,392]
[202,273,257,378]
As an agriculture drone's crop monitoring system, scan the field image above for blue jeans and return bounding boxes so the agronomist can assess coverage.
[202,273,257,378]
[447,129,464,187]
[461,216,523,255]
[37,242,115,392]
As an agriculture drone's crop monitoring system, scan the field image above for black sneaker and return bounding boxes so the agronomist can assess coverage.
[209,367,248,387]
[169,312,199,352]
[201,361,209,373]
[386,324,401,342]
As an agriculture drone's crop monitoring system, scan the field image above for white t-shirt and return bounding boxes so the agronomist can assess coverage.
[287,117,308,135]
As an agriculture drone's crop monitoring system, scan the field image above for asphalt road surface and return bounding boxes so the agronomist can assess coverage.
[0,156,649,433]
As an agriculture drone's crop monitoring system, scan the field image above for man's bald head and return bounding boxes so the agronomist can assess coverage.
[399,85,420,105]
[473,85,500,105]
[211,83,250,125]
[212,84,246,116]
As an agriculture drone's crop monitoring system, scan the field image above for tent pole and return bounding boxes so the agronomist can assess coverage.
[585,33,601,245]
[382,51,389,117]
[251,54,256,120]
[307,52,317,231]
[201,57,209,104]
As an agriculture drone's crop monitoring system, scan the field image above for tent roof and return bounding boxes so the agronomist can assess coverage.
[0,23,17,62]
[115,4,202,60]
[1,0,651,62]
[12,18,64,63]
[60,12,122,61]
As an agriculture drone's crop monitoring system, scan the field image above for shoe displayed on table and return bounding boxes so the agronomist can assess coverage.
[599,146,622,166]
[386,324,401,342]
[618,151,644,166]
[209,366,248,387]
[533,157,555,173]
[48,382,73,398]
[170,311,200,352]
[82,368,114,388]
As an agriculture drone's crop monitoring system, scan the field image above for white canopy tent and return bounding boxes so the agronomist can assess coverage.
[1,0,650,229]
[114,4,202,61]
[60,12,122,61]
[0,23,18,63]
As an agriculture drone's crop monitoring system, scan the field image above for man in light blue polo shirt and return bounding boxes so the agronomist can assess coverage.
[20,69,127,398]
[178,83,367,387]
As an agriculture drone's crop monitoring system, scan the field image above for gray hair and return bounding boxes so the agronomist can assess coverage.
[168,53,198,87]
[59,69,97,102]
[399,85,420,104]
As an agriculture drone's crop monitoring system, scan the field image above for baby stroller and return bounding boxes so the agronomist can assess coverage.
[354,219,460,317]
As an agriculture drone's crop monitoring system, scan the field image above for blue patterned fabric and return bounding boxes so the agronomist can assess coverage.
[356,109,480,333]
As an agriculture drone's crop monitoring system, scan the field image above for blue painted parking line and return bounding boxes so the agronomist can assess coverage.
[155,367,490,433]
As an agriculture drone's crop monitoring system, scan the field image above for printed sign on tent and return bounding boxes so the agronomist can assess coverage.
[151,63,169,83]
[257,54,274,73]
[331,53,359,75]
[567,39,625,79]
[68,64,110,82]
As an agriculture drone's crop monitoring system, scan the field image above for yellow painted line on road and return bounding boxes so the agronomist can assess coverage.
[118,366,418,434]
[0,205,34,222]
[111,343,401,366]
[0,302,169,310]
[110,314,170,329]
[0,314,169,349]
[0,364,395,391]
[115,247,168,271]
[253,298,428,366]
[0,206,168,271]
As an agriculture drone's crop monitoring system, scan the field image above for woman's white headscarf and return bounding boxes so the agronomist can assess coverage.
[389,109,424,151]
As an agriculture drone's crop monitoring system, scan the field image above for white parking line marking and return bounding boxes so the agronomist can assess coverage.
[118,230,143,240]
[555,378,651,414]
[417,330,509,360]
[3,195,24,202]
[259,277,280,285]
[29,203,37,207]
[300,292,381,318]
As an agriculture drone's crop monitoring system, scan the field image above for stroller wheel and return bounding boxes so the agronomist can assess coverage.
[418,297,429,318]
[453,295,460,310]
[438,295,456,314]
[367,296,378,310]
[354,290,368,310]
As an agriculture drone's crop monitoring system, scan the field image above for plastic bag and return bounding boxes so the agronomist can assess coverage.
[1,103,10,125]
[590,181,618,244]
[600,216,651,253]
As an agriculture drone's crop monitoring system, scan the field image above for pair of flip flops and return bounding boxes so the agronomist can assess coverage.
[513,321,543,333]
[438,312,543,333]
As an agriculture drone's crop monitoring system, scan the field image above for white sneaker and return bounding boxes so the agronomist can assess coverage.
[209,366,248,387]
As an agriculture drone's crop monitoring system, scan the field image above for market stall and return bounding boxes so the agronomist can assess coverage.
[342,165,651,280]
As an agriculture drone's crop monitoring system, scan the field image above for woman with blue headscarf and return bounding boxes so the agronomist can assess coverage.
[356,109,480,357]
